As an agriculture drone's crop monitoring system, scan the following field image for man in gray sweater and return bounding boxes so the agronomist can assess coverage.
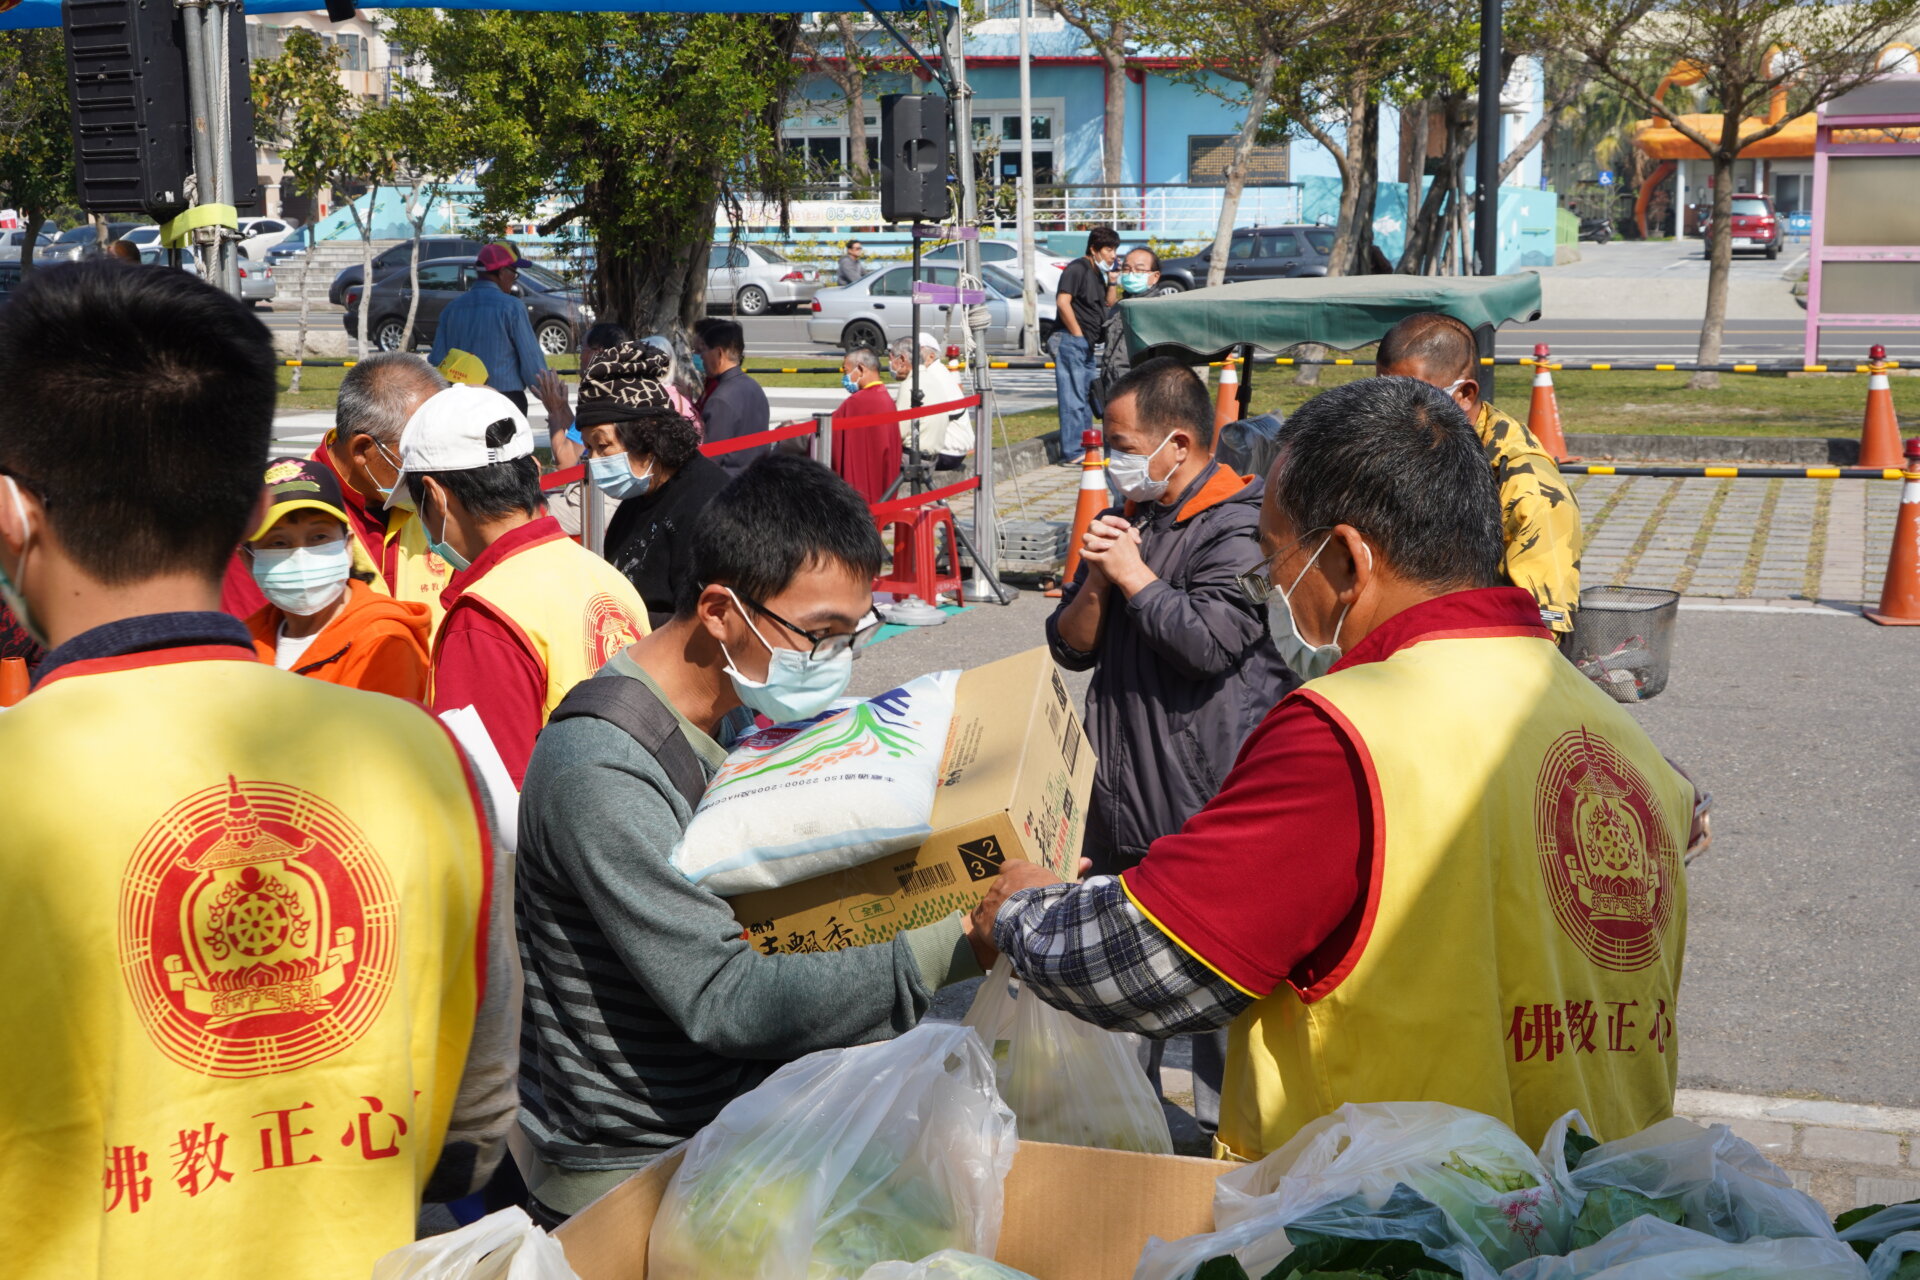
[514,452,984,1225]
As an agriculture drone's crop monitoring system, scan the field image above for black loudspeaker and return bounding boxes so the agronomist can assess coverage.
[879,93,950,225]
[63,0,260,219]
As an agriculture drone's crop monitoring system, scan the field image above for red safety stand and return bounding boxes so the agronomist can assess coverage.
[874,504,962,606]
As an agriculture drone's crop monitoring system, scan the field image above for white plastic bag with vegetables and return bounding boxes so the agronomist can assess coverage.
[648,1022,1019,1280]
[962,958,1173,1154]
[857,1251,1037,1280]
[1502,1215,1869,1280]
[1564,1117,1836,1244]
[371,1207,580,1280]
[1210,1101,1575,1269]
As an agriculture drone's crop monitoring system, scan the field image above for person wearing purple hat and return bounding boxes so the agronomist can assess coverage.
[428,242,549,413]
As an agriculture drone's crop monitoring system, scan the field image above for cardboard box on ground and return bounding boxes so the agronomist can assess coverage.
[727,647,1095,955]
[554,1143,1235,1280]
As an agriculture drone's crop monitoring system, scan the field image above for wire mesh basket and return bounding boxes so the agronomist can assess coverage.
[1561,585,1679,702]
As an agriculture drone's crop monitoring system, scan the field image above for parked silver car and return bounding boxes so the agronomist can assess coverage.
[41,222,141,264]
[708,241,821,316]
[0,230,52,263]
[806,263,1058,352]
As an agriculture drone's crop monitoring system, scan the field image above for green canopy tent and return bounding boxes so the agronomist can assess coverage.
[1120,273,1544,407]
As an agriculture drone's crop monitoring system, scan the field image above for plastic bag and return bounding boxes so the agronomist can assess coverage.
[858,1251,1036,1280]
[648,1022,1019,1280]
[672,671,959,896]
[1216,413,1285,482]
[1502,1215,1869,1279]
[1838,1202,1920,1280]
[1565,1117,1836,1243]
[371,1207,580,1280]
[1211,1101,1574,1268]
[962,958,1173,1154]
[1131,1180,1503,1280]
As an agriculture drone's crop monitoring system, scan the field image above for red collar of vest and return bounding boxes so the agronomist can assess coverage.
[1329,586,1548,675]
[439,515,568,611]
[35,643,262,692]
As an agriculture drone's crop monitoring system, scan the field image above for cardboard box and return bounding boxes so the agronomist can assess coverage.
[554,1141,1234,1280]
[729,647,1094,955]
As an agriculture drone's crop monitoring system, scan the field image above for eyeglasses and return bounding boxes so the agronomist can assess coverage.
[735,590,883,660]
[1236,528,1331,606]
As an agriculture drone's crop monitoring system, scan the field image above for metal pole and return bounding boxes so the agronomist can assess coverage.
[1474,0,1502,277]
[1016,0,1038,356]
[814,409,834,468]
[207,0,237,296]
[909,223,924,494]
[583,470,607,558]
[947,9,1014,605]
[179,0,215,216]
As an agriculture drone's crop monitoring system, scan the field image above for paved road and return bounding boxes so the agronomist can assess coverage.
[847,589,1920,1112]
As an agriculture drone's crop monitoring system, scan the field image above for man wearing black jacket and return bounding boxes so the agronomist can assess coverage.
[1046,356,1296,1139]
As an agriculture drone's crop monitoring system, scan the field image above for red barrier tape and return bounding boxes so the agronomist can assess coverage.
[540,463,585,492]
[832,395,980,433]
[868,476,981,521]
[699,419,819,457]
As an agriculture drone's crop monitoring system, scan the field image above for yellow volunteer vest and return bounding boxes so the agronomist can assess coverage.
[441,529,649,718]
[1218,633,1690,1159]
[0,649,489,1280]
[385,509,452,631]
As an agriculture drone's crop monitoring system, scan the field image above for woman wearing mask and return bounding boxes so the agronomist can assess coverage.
[242,457,433,700]
[577,342,732,630]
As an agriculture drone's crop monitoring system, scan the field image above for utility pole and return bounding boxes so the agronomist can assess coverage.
[1017,0,1038,356]
[1474,0,1501,278]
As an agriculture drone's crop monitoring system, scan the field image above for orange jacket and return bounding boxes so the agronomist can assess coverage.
[245,578,433,702]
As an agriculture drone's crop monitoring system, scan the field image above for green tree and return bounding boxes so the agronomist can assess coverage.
[0,30,76,270]
[252,28,353,386]
[1051,0,1133,188]
[1548,0,1920,385]
[384,10,805,336]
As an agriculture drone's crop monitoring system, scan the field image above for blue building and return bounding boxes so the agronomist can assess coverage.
[779,18,1559,269]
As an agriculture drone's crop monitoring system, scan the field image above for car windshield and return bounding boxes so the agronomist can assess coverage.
[1305,229,1336,252]
[519,263,570,291]
[981,265,1024,297]
[56,227,94,244]
[1731,199,1769,217]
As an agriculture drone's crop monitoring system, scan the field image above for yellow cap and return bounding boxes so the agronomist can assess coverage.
[438,348,489,387]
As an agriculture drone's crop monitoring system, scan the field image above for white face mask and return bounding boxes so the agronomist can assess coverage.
[719,588,856,723]
[1106,432,1177,503]
[1266,534,1369,681]
[251,540,352,617]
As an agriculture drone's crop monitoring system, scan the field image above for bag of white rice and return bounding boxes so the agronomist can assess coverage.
[672,670,960,896]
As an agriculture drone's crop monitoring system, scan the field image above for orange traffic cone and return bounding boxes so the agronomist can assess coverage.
[1046,429,1107,599]
[1527,343,1571,462]
[0,657,26,709]
[1858,344,1903,471]
[1214,355,1242,433]
[1866,437,1920,626]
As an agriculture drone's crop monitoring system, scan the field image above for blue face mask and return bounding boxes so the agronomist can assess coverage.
[842,374,861,395]
[588,451,654,500]
[428,499,470,573]
[720,588,855,723]
[1120,271,1152,295]
[691,352,707,377]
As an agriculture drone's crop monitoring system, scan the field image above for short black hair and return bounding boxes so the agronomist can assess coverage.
[1270,377,1502,591]
[677,452,883,616]
[0,262,276,584]
[407,418,544,522]
[1086,226,1121,254]
[584,322,631,355]
[614,413,703,471]
[1376,313,1477,381]
[701,319,745,360]
[1108,356,1215,448]
[1122,246,1161,270]
[847,239,863,250]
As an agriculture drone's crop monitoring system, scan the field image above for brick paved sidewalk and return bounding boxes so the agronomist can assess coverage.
[992,465,1900,606]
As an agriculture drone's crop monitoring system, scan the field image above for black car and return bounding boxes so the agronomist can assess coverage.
[329,237,490,306]
[1154,225,1337,293]
[341,256,591,355]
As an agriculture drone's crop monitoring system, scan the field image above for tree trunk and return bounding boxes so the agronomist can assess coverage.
[1498,110,1555,184]
[589,185,719,336]
[1316,79,1368,279]
[833,15,869,188]
[19,211,43,273]
[352,183,380,361]
[1206,47,1281,290]
[1345,92,1381,274]
[1690,147,1737,389]
[1401,97,1464,275]
[402,187,426,353]
[1101,41,1127,188]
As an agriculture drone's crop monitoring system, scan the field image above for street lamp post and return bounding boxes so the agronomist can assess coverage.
[1474,0,1501,278]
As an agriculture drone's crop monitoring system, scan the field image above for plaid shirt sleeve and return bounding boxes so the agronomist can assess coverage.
[992,876,1253,1037]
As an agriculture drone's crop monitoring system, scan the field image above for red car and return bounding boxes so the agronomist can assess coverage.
[1727,194,1783,259]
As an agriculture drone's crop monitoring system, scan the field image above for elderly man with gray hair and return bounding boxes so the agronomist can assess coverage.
[220,351,454,623]
[890,331,971,472]
[831,345,902,503]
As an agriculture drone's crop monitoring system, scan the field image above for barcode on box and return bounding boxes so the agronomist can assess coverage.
[899,863,956,895]
[1061,719,1081,775]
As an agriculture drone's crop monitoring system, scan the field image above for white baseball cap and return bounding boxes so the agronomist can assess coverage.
[387,385,534,509]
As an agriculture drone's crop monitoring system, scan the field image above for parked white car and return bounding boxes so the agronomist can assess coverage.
[920,238,1072,296]
[707,241,822,316]
[237,216,299,258]
[807,263,1057,352]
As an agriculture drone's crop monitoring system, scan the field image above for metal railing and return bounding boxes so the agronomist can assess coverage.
[744,181,1306,237]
